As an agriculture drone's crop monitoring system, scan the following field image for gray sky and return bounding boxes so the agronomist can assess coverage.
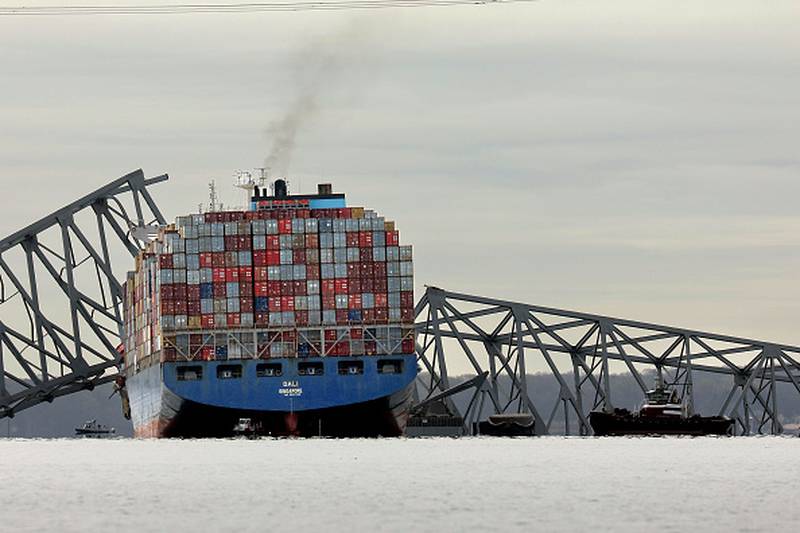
[1,0,799,357]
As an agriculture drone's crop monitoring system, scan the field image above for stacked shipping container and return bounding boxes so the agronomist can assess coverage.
[123,205,415,368]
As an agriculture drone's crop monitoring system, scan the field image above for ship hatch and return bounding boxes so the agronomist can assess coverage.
[338,360,364,375]
[176,365,203,381]
[298,362,324,376]
[378,359,404,374]
[256,363,283,377]
[217,364,243,379]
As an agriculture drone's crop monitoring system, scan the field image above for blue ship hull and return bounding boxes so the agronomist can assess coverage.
[127,354,417,437]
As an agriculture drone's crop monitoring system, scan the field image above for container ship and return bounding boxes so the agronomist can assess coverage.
[120,179,417,437]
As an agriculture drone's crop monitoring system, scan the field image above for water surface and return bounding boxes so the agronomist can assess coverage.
[1,437,797,532]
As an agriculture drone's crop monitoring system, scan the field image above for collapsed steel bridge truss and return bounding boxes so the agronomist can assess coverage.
[0,170,167,419]
[415,287,800,435]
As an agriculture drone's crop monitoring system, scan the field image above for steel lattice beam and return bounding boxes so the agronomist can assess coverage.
[0,170,167,419]
[414,287,800,435]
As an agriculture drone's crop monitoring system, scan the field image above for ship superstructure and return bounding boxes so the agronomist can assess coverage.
[122,179,417,437]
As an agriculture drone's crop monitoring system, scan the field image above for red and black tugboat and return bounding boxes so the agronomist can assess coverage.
[589,379,733,437]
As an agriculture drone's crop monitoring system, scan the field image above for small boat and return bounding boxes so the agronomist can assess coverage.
[590,381,733,437]
[477,413,535,437]
[232,417,261,438]
[75,420,116,438]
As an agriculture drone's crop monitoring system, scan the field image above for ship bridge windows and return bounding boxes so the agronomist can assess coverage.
[377,359,404,375]
[257,362,283,377]
[177,365,203,381]
[217,364,243,380]
[337,360,364,375]
[298,361,324,376]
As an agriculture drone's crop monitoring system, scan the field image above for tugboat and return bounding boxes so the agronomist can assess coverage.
[75,420,116,438]
[589,379,733,437]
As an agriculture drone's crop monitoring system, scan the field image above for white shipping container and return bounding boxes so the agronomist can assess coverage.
[266,219,279,235]
[334,248,347,264]
[280,265,293,280]
[227,298,240,313]
[295,296,308,310]
[320,248,333,263]
[307,280,320,295]
[333,219,346,233]
[187,270,201,285]
[293,265,307,280]
[399,245,413,261]
[292,218,305,234]
[387,262,400,277]
[334,264,347,279]
[238,251,252,266]
[211,223,224,236]
[322,310,337,325]
[226,283,239,297]
[333,233,346,248]
[346,248,359,262]
[386,247,400,261]
[252,220,266,234]
[400,261,413,277]
[268,266,281,280]
[321,265,334,279]
[319,233,333,248]
[373,247,386,262]
[335,294,348,309]
[280,250,293,264]
[174,269,187,283]
[400,277,413,291]
[200,268,213,283]
[253,235,266,250]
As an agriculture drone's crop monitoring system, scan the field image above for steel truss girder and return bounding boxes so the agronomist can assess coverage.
[415,287,800,435]
[0,170,167,419]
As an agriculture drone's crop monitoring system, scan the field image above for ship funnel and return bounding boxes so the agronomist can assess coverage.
[318,183,332,195]
[274,179,288,198]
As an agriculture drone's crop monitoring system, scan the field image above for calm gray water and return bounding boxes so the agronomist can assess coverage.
[1,437,797,532]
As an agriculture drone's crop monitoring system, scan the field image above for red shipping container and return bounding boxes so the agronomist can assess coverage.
[278,219,292,234]
[225,235,238,251]
[375,293,388,307]
[372,277,387,292]
[359,232,373,247]
[160,285,175,299]
[240,282,253,296]
[227,313,241,327]
[254,266,268,281]
[401,308,414,322]
[280,281,293,296]
[386,231,399,246]
[267,250,281,266]
[336,309,349,324]
[346,232,359,247]
[348,294,362,309]
[359,248,373,262]
[335,279,349,294]
[324,329,338,341]
[162,301,176,314]
[360,263,374,278]
[281,296,295,312]
[212,252,226,267]
[188,285,201,300]
[253,251,267,266]
[268,297,281,312]
[225,268,240,282]
[400,292,414,307]
[350,327,363,339]
[266,235,280,249]
[255,312,269,327]
[364,340,377,355]
[307,264,320,279]
[240,298,254,313]
[201,346,216,359]
[374,263,387,278]
[239,267,253,282]
[295,311,308,326]
[213,283,227,298]
[322,295,336,309]
[174,284,188,299]
[268,281,281,295]
[212,268,226,283]
[321,280,335,295]
[293,280,307,295]
[348,279,362,294]
[375,308,388,323]
[159,254,173,268]
[174,300,186,314]
[199,253,213,268]
[347,263,360,279]
[188,301,201,315]
[237,235,251,250]
[305,234,319,248]
[255,282,269,297]
[293,250,306,264]
[401,338,414,353]
[362,278,374,292]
